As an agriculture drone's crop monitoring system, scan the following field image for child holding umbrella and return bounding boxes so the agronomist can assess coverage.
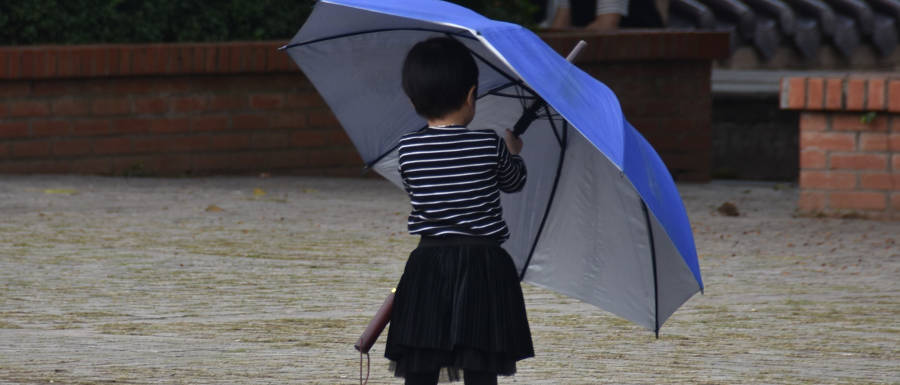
[384,37,535,385]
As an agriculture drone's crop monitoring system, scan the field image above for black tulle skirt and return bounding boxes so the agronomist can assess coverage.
[384,236,534,381]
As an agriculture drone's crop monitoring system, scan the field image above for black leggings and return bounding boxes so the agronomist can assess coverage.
[404,370,497,385]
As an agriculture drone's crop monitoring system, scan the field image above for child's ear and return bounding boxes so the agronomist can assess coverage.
[467,85,476,105]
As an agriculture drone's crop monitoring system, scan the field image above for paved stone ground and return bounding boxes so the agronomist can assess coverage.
[0,176,897,385]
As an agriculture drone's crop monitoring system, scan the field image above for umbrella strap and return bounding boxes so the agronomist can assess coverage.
[359,351,370,385]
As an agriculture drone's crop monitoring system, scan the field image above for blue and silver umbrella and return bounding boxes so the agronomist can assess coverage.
[283,0,703,335]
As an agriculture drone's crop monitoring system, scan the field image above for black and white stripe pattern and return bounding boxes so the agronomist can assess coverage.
[398,126,527,240]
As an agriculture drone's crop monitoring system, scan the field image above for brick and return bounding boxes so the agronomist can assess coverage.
[21,50,56,78]
[190,115,228,132]
[67,158,114,174]
[250,94,284,110]
[208,94,247,111]
[162,135,212,153]
[291,130,330,148]
[11,140,51,158]
[190,45,205,73]
[71,120,112,136]
[209,133,251,150]
[800,149,827,169]
[113,118,152,134]
[860,173,895,190]
[252,132,292,149]
[892,193,900,210]
[893,154,900,171]
[859,133,888,152]
[0,142,8,159]
[131,137,168,154]
[203,46,218,73]
[889,80,900,112]
[830,153,887,170]
[228,45,246,72]
[91,98,132,116]
[6,49,22,78]
[806,78,824,110]
[134,97,169,115]
[233,114,269,130]
[173,96,208,113]
[832,114,888,131]
[173,46,193,74]
[824,78,842,109]
[92,137,132,154]
[845,78,865,111]
[52,98,91,116]
[9,100,50,117]
[0,80,31,97]
[31,120,71,136]
[0,121,30,139]
[866,78,885,110]
[216,45,231,73]
[0,49,10,78]
[112,79,157,95]
[800,132,855,151]
[307,110,340,128]
[307,148,361,167]
[285,92,325,109]
[157,154,194,174]
[268,112,305,130]
[829,191,887,210]
[799,113,827,132]
[799,170,856,190]
[87,47,111,77]
[150,118,191,134]
[52,138,94,157]
[797,191,826,211]
[890,133,900,151]
[56,48,80,78]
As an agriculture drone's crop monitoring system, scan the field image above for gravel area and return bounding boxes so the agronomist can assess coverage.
[0,175,897,384]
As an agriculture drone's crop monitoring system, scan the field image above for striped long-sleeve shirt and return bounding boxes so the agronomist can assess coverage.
[397,126,527,241]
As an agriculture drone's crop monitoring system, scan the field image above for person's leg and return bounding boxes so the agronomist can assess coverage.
[586,0,627,30]
[404,370,440,385]
[463,370,498,385]
[585,13,621,30]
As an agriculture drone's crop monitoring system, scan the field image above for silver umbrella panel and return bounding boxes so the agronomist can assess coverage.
[284,0,703,335]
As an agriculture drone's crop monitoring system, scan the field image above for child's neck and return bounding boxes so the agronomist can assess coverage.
[427,109,472,128]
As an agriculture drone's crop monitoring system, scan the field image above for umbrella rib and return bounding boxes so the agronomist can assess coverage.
[641,201,661,338]
[280,28,477,50]
[519,119,567,280]
[544,105,563,146]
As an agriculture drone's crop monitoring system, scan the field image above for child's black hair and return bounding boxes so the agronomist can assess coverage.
[401,37,479,120]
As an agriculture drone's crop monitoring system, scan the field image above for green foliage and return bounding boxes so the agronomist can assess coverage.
[0,0,537,45]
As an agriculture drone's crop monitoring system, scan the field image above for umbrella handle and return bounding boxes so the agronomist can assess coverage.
[511,40,587,138]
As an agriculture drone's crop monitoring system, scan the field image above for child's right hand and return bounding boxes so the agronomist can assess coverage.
[504,129,523,155]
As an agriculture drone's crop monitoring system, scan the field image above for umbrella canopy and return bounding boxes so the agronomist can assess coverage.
[283,0,703,334]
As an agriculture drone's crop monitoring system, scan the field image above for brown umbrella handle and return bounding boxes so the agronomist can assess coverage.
[354,290,395,353]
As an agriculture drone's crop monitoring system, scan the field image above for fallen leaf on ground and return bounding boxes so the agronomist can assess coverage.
[717,202,739,217]
[253,188,266,197]
[205,205,224,212]
[44,189,77,195]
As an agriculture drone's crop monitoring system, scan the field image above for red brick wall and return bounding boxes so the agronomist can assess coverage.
[0,42,360,176]
[781,75,900,219]
[0,32,728,179]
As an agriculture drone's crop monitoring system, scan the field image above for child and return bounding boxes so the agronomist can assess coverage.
[384,37,534,385]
